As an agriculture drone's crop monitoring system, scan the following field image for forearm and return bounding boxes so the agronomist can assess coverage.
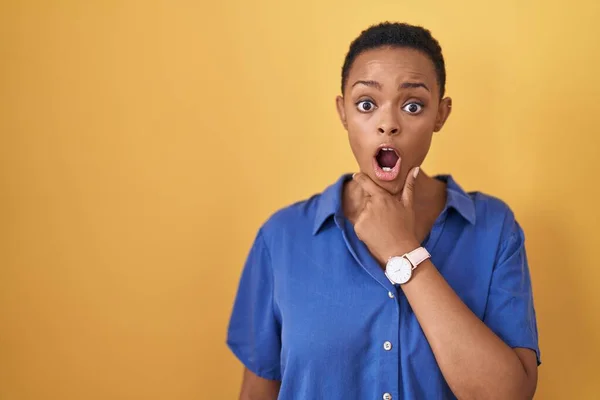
[401,260,532,400]
[239,368,280,400]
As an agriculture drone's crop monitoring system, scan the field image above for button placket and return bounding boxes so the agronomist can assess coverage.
[383,277,398,400]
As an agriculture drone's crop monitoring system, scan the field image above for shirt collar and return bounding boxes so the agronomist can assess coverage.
[437,174,477,225]
[312,173,476,235]
[312,174,350,235]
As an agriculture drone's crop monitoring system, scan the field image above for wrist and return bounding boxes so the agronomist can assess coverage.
[380,240,421,265]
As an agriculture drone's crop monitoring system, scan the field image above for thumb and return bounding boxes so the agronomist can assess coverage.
[402,166,420,206]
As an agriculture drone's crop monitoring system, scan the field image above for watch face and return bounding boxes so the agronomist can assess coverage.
[386,257,412,284]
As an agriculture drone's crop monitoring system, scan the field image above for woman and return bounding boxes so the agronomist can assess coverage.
[227,22,540,400]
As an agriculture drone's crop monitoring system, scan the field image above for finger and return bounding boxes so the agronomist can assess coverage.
[402,166,420,206]
[353,172,387,197]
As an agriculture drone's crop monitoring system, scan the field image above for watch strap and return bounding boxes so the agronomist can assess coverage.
[405,247,431,269]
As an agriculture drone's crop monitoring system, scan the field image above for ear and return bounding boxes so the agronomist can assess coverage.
[336,95,348,130]
[433,97,452,132]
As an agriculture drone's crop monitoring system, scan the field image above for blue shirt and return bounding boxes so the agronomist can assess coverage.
[227,174,540,399]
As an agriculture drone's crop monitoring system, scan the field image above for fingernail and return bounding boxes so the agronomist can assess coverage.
[413,167,420,179]
[352,172,357,179]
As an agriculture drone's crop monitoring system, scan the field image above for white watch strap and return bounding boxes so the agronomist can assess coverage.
[405,247,431,269]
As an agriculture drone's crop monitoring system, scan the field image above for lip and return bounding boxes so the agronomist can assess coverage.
[373,144,401,181]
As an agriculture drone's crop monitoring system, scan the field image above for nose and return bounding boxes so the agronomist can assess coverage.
[378,126,399,135]
[377,108,400,136]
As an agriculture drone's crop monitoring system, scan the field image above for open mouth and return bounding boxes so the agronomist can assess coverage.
[372,145,401,181]
[376,147,400,171]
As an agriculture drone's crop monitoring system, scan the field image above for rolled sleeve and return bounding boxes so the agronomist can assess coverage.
[483,219,541,365]
[226,229,282,380]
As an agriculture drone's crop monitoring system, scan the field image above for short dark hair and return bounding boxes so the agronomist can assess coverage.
[341,22,446,98]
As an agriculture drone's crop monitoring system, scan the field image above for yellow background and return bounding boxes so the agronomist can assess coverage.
[1,1,599,398]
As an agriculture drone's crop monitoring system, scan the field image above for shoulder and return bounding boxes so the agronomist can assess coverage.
[256,191,325,250]
[471,190,515,220]
[257,175,346,245]
[262,195,319,231]
[469,190,524,243]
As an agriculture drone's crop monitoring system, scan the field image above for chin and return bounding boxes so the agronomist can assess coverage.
[362,169,405,195]
[381,179,405,195]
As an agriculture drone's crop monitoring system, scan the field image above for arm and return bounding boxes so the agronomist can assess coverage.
[239,368,281,400]
[398,255,537,399]
[227,230,283,399]
[352,170,539,399]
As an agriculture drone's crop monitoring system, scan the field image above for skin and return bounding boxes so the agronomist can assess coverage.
[239,46,538,399]
[239,368,280,400]
[337,46,451,246]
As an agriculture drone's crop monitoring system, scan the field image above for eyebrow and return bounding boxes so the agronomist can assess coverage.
[399,82,430,92]
[351,80,430,92]
[351,80,382,89]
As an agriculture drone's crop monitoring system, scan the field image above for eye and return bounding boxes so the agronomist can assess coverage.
[402,102,424,115]
[356,100,377,113]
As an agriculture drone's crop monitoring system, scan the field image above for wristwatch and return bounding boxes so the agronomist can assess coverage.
[385,247,431,285]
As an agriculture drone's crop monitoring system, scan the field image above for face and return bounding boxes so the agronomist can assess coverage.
[336,46,452,195]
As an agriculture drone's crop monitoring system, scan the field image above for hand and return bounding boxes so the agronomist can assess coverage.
[352,167,421,265]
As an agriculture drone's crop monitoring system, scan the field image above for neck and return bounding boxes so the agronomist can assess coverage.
[342,171,446,223]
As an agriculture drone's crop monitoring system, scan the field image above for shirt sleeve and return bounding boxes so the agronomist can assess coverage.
[483,218,541,365]
[226,228,282,380]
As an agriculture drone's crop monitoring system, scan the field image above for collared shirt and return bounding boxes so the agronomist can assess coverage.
[227,174,540,400]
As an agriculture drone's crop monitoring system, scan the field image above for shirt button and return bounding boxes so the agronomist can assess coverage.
[383,341,392,351]
[388,291,395,298]
[383,393,392,400]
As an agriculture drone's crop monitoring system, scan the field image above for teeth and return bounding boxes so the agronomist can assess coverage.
[382,167,392,172]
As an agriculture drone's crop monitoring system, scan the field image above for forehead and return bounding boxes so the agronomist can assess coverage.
[347,47,439,94]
